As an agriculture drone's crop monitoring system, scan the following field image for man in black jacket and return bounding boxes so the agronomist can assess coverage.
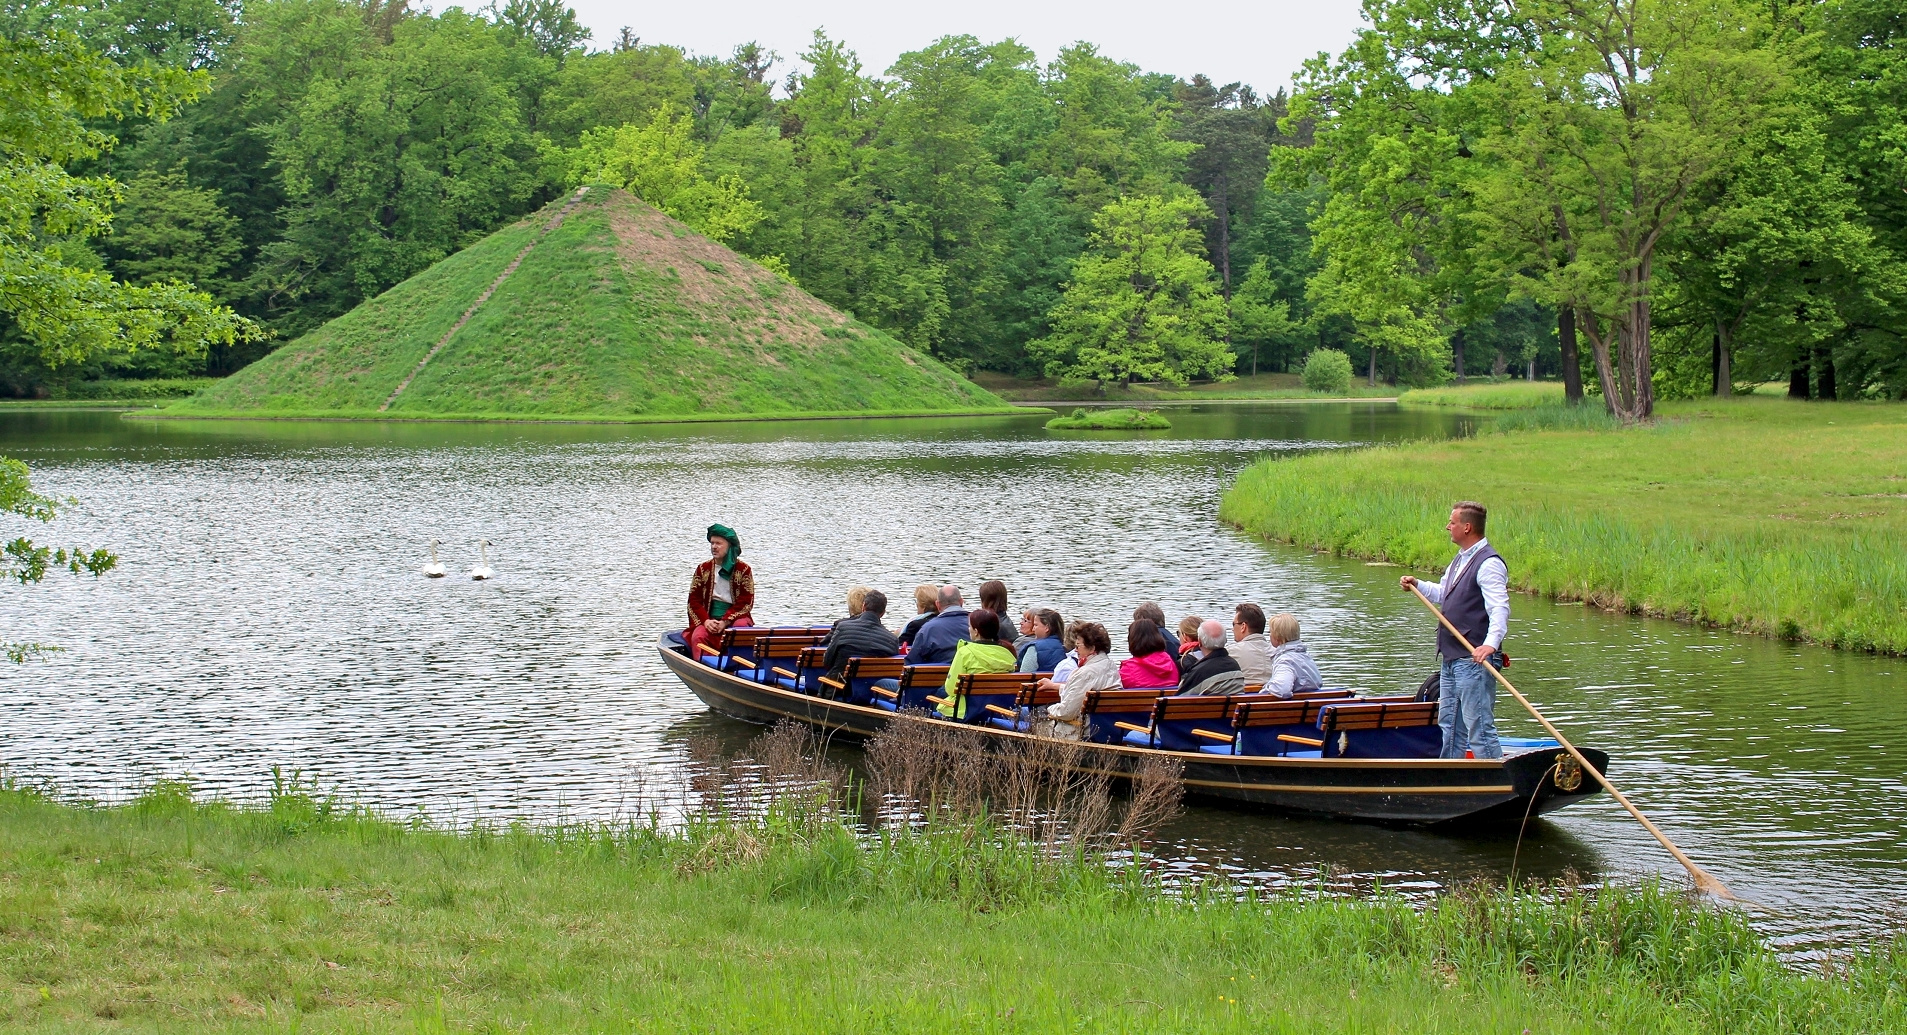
[822,589,900,687]
[1178,619,1247,696]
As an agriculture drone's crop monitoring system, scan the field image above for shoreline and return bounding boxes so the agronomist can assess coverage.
[126,405,1037,426]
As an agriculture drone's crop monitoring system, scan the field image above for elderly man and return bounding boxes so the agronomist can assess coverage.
[1401,500,1509,760]
[1177,619,1246,696]
[1229,602,1274,684]
[908,585,971,665]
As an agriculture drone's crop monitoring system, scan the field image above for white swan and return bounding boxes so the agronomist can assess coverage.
[469,539,493,581]
[422,539,446,578]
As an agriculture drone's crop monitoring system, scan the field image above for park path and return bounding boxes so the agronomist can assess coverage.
[379,186,591,412]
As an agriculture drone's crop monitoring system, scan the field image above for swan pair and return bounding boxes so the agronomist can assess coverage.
[423,539,493,580]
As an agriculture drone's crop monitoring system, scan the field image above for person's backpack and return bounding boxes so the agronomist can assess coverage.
[1414,671,1441,703]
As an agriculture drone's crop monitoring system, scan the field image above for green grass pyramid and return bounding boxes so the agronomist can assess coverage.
[174,186,1003,419]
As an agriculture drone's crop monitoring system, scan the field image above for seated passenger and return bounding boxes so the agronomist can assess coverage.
[910,585,971,665]
[827,586,869,638]
[1133,602,1180,656]
[1017,608,1066,674]
[897,584,939,647]
[935,608,1017,717]
[1051,622,1082,683]
[1263,612,1326,699]
[822,590,900,691]
[1177,619,1246,696]
[979,580,1021,649]
[1118,619,1180,689]
[1229,602,1274,684]
[1176,615,1204,667]
[1038,621,1116,738]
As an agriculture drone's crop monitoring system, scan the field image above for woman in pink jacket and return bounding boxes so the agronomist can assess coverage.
[1118,619,1180,689]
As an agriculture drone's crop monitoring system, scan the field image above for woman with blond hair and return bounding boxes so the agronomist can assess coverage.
[1264,612,1325,698]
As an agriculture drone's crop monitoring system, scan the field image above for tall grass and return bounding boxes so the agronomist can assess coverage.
[1,739,1900,1032]
[1221,398,1907,653]
[1401,381,1566,409]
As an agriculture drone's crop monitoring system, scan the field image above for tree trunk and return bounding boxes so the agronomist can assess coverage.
[1452,329,1466,383]
[1492,349,1507,378]
[1559,307,1583,405]
[1715,325,1732,397]
[1578,310,1621,416]
[1789,364,1810,398]
[1368,346,1378,386]
[1526,357,1535,381]
[1814,344,1836,401]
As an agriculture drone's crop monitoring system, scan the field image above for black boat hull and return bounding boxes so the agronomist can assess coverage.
[658,636,1606,825]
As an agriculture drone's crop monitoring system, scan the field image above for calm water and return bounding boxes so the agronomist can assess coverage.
[2,404,1902,954]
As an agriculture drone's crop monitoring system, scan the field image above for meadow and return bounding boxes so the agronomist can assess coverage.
[2,773,1899,1033]
[1220,394,1907,652]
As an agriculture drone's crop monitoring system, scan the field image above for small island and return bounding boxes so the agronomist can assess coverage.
[1045,407,1172,431]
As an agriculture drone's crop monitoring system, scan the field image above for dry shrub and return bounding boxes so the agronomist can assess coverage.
[865,712,1184,854]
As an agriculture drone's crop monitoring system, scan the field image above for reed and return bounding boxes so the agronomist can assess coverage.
[1221,397,1907,653]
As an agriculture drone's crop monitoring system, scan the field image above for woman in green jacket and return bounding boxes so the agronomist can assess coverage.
[935,608,1017,719]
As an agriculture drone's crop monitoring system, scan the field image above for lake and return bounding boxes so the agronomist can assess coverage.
[1,403,1901,955]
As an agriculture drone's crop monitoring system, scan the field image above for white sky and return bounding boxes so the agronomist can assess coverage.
[562,1,1370,94]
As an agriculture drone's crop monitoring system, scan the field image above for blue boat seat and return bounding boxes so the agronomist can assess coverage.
[1315,701,1441,759]
[869,664,950,713]
[1079,688,1168,744]
[824,656,905,705]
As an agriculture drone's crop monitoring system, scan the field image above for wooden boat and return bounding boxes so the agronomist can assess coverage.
[657,633,1607,825]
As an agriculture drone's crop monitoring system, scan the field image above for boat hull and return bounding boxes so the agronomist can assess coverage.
[658,636,1606,825]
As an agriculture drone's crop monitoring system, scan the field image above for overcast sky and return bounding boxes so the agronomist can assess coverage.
[562,1,1369,94]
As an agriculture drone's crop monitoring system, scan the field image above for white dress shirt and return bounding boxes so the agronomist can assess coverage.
[1419,538,1510,649]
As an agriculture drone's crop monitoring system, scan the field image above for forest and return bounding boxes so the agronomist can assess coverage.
[3,0,1903,413]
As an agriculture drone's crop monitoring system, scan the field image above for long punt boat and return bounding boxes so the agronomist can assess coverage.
[658,630,1608,825]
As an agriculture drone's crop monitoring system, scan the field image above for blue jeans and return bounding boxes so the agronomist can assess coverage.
[1439,657,1502,760]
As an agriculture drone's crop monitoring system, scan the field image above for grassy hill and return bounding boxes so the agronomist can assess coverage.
[172,187,1006,420]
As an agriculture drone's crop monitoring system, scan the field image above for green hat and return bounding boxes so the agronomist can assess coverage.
[707,524,741,574]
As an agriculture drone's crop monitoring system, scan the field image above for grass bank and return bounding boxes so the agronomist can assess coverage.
[1045,407,1171,430]
[979,371,1399,403]
[1,776,1898,1033]
[1398,381,1565,409]
[1221,396,1907,652]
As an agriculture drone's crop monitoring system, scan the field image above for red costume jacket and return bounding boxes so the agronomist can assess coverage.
[688,558,755,629]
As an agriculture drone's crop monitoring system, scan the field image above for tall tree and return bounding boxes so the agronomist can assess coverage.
[1030,193,1231,386]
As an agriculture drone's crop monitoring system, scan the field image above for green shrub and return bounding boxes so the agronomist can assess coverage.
[1301,348,1354,393]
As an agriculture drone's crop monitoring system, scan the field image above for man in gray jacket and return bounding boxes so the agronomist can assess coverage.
[1177,620,1246,695]
[1229,602,1274,684]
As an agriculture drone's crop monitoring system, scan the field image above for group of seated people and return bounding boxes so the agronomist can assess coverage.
[817,580,1328,738]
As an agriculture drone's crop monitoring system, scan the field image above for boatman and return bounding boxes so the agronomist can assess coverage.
[1400,501,1507,760]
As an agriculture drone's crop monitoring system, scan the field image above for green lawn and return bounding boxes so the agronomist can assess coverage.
[1220,396,1907,652]
[1,784,1896,1033]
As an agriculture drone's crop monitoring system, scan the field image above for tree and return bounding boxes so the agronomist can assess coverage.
[1228,258,1299,375]
[562,107,762,241]
[1031,193,1232,386]
[102,165,244,299]
[1,4,257,367]
[1171,76,1279,302]
[487,0,586,60]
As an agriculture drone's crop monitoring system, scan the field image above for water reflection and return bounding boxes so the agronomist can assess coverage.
[0,403,1900,953]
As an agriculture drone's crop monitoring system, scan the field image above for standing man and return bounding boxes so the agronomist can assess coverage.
[1400,501,1508,760]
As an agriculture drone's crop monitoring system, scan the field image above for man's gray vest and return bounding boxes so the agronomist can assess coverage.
[1438,543,1503,662]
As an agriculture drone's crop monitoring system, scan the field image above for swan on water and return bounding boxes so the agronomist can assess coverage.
[470,539,494,581]
[422,539,447,578]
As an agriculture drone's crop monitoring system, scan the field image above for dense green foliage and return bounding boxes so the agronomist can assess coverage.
[1288,0,1907,414]
[0,0,1386,397]
[1221,397,1907,652]
[175,188,1003,418]
[3,780,1900,1032]
[9,0,1900,406]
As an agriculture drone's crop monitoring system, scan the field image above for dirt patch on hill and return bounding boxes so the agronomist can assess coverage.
[602,191,851,353]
